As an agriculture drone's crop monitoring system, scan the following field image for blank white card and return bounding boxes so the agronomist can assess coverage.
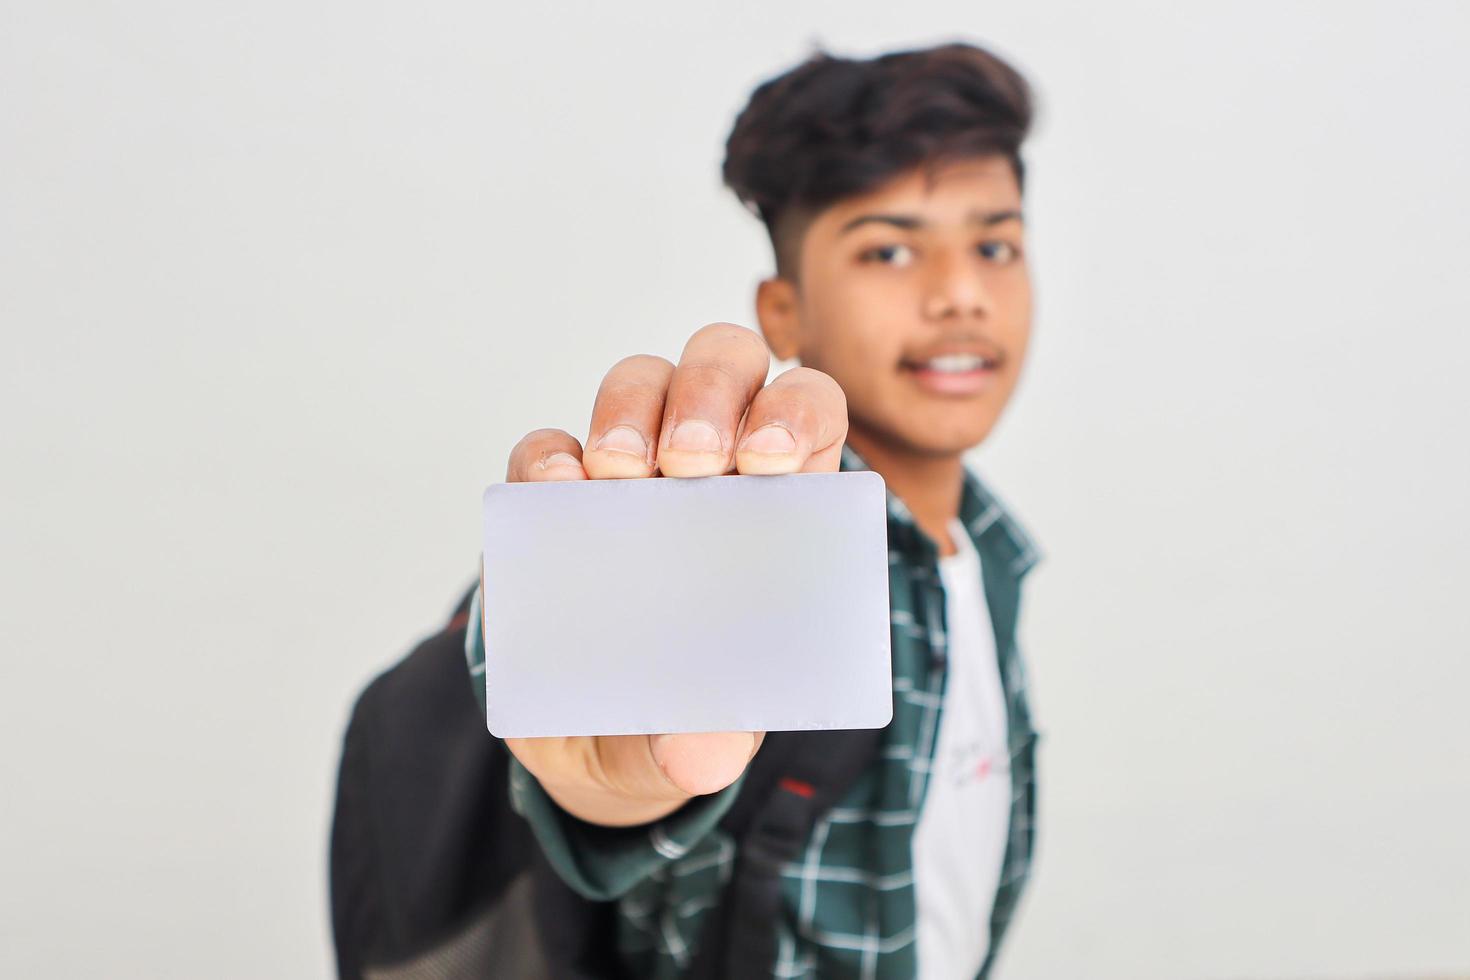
[481,470,893,738]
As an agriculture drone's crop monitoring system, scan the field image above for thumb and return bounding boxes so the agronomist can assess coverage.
[648,731,765,797]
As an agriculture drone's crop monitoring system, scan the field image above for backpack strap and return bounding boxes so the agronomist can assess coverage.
[688,725,885,979]
[445,584,475,632]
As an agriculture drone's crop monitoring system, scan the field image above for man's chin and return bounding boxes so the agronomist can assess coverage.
[908,435,990,459]
[852,417,997,461]
[900,411,1000,456]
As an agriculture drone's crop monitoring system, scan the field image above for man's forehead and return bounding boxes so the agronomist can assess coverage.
[817,159,1022,232]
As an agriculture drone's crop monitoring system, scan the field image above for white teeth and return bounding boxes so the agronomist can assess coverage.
[923,354,988,373]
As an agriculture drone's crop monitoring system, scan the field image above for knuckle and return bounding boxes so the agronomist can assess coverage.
[611,353,674,375]
[596,357,674,411]
[776,368,847,416]
[677,360,745,393]
[509,429,579,476]
[806,370,848,418]
[692,321,767,356]
[758,370,847,447]
[511,427,573,457]
[598,375,665,404]
[788,366,844,399]
[781,397,824,437]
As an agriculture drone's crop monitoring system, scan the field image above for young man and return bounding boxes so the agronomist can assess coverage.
[332,41,1040,980]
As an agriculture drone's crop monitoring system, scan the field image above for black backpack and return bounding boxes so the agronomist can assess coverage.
[330,585,884,979]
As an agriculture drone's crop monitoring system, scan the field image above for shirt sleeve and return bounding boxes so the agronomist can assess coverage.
[466,580,747,901]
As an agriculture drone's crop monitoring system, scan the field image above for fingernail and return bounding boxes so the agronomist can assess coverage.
[593,424,649,461]
[539,452,582,470]
[739,423,796,455]
[666,419,723,453]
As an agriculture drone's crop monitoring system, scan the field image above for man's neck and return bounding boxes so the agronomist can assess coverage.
[845,428,966,557]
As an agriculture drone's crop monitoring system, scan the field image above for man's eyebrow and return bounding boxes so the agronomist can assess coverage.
[972,208,1024,227]
[838,208,1025,235]
[839,213,924,234]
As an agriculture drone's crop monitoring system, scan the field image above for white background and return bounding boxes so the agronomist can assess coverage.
[3,1,1467,977]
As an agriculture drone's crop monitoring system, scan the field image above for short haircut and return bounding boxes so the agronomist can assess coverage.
[722,41,1034,281]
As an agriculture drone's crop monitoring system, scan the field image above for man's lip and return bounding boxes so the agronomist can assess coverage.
[898,341,1006,397]
[901,360,999,396]
[893,358,999,370]
[900,348,1005,369]
[893,359,999,393]
[899,348,1005,371]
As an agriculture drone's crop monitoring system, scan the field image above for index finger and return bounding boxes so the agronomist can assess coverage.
[733,366,848,475]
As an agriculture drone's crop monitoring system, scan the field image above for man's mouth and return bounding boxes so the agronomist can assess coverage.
[900,352,1001,396]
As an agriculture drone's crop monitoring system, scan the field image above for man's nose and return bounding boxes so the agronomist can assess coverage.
[921,248,991,322]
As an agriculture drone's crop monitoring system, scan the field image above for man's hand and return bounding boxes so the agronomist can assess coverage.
[495,322,848,828]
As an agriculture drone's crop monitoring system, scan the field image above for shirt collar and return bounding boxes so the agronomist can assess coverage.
[839,442,1042,578]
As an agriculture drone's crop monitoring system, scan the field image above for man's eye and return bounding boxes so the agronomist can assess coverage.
[860,244,915,267]
[978,240,1019,263]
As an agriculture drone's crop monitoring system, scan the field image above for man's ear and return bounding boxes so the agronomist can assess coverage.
[755,277,801,362]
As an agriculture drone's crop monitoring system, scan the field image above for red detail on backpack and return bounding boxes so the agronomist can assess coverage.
[779,777,815,798]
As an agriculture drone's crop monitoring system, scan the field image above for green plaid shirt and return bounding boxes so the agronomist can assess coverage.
[467,444,1041,978]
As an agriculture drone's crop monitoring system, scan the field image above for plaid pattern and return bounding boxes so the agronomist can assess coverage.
[467,444,1040,978]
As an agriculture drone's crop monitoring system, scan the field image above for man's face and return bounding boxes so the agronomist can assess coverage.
[774,155,1032,459]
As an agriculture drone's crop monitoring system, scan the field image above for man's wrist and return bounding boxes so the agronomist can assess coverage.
[539,769,692,829]
[508,753,747,902]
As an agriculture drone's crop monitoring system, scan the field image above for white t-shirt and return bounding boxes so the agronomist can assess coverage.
[911,518,1012,979]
